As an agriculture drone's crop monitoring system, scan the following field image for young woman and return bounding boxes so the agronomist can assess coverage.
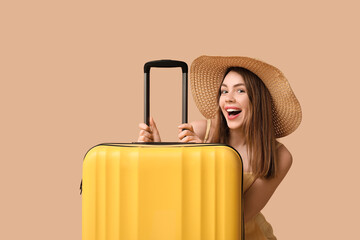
[138,56,302,239]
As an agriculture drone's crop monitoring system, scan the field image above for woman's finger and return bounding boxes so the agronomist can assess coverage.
[149,117,161,142]
[180,135,192,142]
[178,123,194,132]
[178,130,193,140]
[139,123,152,133]
[181,136,202,143]
[139,130,154,140]
[137,135,153,142]
[150,117,159,134]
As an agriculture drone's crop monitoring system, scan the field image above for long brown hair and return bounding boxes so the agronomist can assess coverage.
[212,67,277,179]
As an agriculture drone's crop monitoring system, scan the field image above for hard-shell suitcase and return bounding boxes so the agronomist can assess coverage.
[81,60,244,240]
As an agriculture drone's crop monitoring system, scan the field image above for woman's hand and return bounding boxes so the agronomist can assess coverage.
[178,123,203,143]
[137,116,161,142]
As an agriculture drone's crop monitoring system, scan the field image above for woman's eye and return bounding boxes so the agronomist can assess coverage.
[221,90,228,94]
[237,89,245,93]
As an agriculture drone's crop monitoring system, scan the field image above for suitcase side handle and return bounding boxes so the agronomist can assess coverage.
[143,60,188,126]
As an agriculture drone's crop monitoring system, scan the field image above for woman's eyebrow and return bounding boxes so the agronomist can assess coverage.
[221,83,245,87]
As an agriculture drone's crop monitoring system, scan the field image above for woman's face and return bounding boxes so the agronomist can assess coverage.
[219,71,250,130]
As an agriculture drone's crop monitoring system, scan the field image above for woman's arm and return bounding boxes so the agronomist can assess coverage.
[243,144,293,223]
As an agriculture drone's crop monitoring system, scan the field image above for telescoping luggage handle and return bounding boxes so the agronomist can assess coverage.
[144,60,188,126]
[80,60,189,195]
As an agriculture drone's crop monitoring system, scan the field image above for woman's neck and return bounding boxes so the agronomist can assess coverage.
[228,128,247,147]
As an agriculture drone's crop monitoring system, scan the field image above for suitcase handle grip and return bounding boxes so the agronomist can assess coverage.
[144,60,188,73]
[143,60,188,126]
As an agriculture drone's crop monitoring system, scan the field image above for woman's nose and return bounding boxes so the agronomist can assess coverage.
[225,92,235,102]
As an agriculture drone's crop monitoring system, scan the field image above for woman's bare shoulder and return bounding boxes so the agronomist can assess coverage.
[190,119,208,140]
[275,143,293,178]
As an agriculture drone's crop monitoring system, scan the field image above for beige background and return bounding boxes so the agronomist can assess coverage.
[1,0,359,239]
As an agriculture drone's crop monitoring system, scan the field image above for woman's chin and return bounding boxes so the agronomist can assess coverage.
[226,120,244,130]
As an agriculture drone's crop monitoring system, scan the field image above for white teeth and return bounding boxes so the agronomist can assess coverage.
[226,109,240,112]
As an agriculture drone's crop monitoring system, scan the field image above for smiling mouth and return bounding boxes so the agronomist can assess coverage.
[226,109,242,119]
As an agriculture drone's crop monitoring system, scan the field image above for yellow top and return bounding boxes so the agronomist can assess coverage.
[203,119,277,239]
[243,173,277,240]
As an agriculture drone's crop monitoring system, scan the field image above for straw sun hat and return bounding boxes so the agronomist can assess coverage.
[190,55,302,138]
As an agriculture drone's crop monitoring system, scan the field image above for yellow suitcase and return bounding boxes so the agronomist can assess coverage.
[81,61,244,240]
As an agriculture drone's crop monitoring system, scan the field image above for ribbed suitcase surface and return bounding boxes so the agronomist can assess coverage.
[82,143,243,240]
